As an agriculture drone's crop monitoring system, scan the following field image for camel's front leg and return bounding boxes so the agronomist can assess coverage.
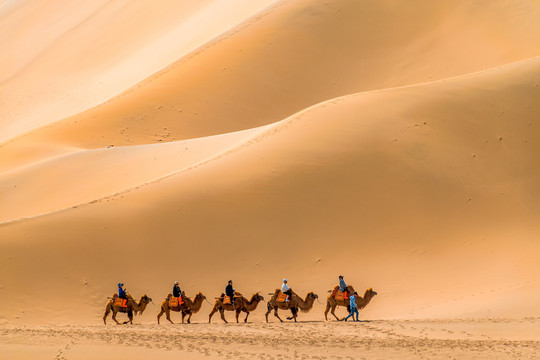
[181,311,186,324]
[244,311,250,323]
[265,304,272,323]
[330,304,340,321]
[235,309,241,323]
[273,308,284,323]
[103,307,110,324]
[186,312,193,324]
[208,306,218,323]
[157,308,164,324]
[111,310,120,325]
[287,307,298,322]
[324,302,331,321]
[165,309,174,324]
[220,309,228,324]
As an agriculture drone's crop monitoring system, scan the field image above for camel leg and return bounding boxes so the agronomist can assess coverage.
[208,306,219,323]
[103,307,110,324]
[330,305,340,321]
[128,309,133,325]
[181,311,186,324]
[157,309,163,324]
[111,310,120,325]
[244,311,250,323]
[273,308,284,323]
[235,309,241,323]
[219,309,228,324]
[187,312,193,324]
[287,307,297,322]
[265,303,272,323]
[324,302,331,321]
[165,309,173,324]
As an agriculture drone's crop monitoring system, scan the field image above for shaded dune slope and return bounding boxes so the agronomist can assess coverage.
[0,125,272,223]
[1,56,539,323]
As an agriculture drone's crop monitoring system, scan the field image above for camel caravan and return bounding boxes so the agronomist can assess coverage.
[103,277,377,325]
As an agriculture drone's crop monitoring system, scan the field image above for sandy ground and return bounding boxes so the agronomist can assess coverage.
[2,319,540,359]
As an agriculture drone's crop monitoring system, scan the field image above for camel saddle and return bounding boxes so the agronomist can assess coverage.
[223,295,232,305]
[277,291,288,303]
[169,296,183,308]
[333,290,348,301]
[114,298,128,308]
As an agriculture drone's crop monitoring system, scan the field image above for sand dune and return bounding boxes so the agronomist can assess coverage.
[3,0,540,171]
[0,0,279,143]
[1,55,539,324]
[1,1,540,358]
[0,125,272,223]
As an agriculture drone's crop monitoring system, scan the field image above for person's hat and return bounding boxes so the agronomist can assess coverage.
[339,275,343,278]
[283,278,288,282]
[228,280,233,283]
[118,283,124,286]
[174,281,179,285]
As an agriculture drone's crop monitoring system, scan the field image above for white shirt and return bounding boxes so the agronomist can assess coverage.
[281,283,290,292]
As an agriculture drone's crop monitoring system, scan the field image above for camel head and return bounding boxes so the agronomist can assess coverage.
[195,292,206,301]
[141,294,152,303]
[297,292,318,312]
[364,288,377,299]
[247,293,263,303]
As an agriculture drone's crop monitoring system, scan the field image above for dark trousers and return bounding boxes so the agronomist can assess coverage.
[284,289,292,300]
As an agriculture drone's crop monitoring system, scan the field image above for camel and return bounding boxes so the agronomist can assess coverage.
[157,292,206,324]
[324,286,377,321]
[265,289,318,322]
[103,293,152,324]
[208,292,265,323]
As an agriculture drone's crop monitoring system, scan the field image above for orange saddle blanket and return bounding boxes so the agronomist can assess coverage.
[223,296,232,305]
[114,298,128,307]
[169,296,183,308]
[333,291,348,301]
[277,292,288,302]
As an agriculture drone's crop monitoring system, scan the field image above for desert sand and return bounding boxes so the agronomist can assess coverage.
[1,0,540,358]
